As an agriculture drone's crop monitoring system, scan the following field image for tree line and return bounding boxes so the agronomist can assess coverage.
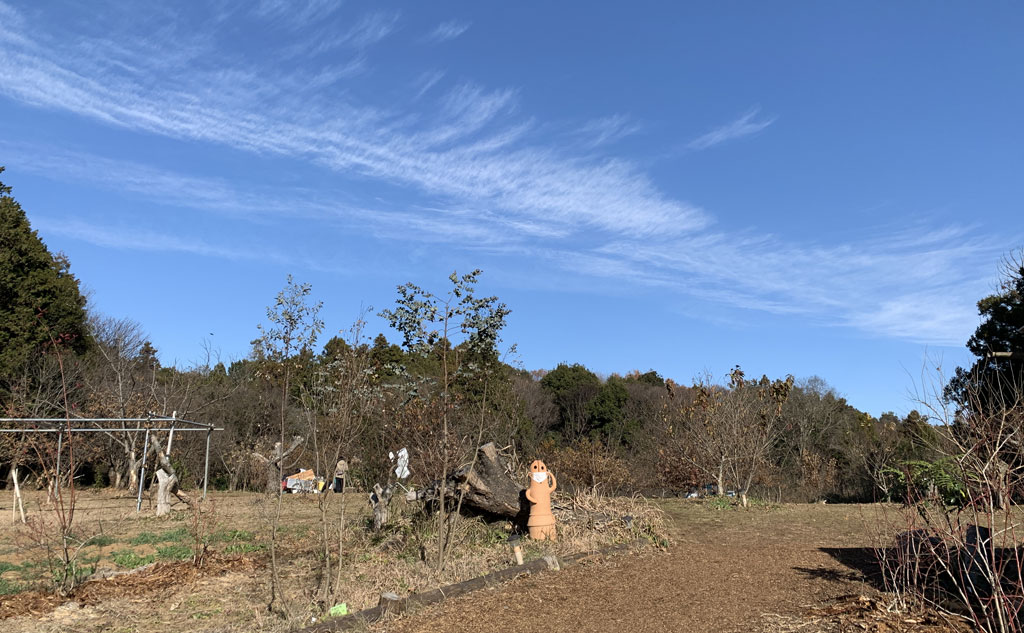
[3,167,1019,505]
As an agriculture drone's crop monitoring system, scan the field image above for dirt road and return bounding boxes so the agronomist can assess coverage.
[375,502,879,633]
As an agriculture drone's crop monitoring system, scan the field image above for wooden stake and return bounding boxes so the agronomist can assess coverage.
[12,465,26,524]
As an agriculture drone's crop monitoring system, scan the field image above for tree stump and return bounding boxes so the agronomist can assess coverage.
[155,469,176,517]
[148,435,196,516]
[377,592,401,617]
[419,443,523,522]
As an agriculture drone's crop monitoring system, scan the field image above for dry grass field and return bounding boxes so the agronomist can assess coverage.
[0,487,660,632]
[0,490,964,633]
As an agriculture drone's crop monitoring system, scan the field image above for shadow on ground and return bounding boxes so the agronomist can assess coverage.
[796,547,885,590]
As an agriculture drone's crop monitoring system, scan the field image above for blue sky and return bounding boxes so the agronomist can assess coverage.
[1,1,1021,416]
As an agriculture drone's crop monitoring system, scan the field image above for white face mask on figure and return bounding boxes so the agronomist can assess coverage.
[532,472,547,483]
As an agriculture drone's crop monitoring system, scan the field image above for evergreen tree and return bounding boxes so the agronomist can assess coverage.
[0,167,90,393]
[946,252,1024,413]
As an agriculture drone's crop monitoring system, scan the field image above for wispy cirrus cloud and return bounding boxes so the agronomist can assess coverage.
[0,3,1010,348]
[576,114,641,148]
[590,225,1005,345]
[425,20,471,43]
[253,0,342,31]
[687,106,776,150]
[0,9,704,238]
[345,11,401,48]
[412,69,446,100]
[31,217,266,262]
[280,10,400,59]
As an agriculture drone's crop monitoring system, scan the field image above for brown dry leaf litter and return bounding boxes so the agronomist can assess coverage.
[0,555,258,620]
[763,594,970,633]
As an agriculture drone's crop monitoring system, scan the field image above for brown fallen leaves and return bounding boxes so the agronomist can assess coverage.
[764,594,971,633]
[0,555,259,620]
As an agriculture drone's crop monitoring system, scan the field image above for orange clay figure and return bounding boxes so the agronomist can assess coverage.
[525,460,557,541]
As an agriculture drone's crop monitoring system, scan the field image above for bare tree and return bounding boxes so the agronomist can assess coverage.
[676,368,792,506]
[299,318,379,608]
[254,275,322,618]
[379,270,510,570]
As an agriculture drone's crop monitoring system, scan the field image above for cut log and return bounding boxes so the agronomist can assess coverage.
[420,443,525,522]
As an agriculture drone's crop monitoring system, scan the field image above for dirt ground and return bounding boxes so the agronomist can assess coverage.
[0,491,958,633]
[373,501,955,633]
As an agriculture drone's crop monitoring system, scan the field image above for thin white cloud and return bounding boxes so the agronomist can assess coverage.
[426,20,470,43]
[687,107,775,150]
[346,11,400,48]
[0,14,704,238]
[253,0,343,31]
[3,143,564,247]
[12,142,1009,346]
[0,7,1011,348]
[591,226,1006,345]
[413,69,445,100]
[0,1,26,33]
[29,216,360,275]
[577,114,641,148]
[278,10,399,59]
[32,217,262,261]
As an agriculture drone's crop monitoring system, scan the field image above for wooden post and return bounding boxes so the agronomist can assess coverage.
[377,592,401,618]
[136,429,150,512]
[12,465,26,524]
[507,534,524,565]
[166,412,176,457]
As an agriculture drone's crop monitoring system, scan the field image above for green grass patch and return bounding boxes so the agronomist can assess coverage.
[49,562,94,588]
[212,529,255,543]
[0,578,24,595]
[159,528,189,542]
[111,549,155,569]
[155,544,193,561]
[705,496,736,511]
[86,534,115,547]
[129,528,187,545]
[129,532,160,545]
[223,542,264,555]
[0,561,18,574]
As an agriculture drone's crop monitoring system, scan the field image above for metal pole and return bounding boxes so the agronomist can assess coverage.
[167,411,176,456]
[54,432,63,499]
[203,428,212,500]
[136,429,150,512]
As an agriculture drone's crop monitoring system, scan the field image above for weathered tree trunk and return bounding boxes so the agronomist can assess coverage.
[148,435,196,516]
[370,483,393,531]
[155,469,176,516]
[253,436,304,494]
[420,443,523,520]
[127,452,141,493]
